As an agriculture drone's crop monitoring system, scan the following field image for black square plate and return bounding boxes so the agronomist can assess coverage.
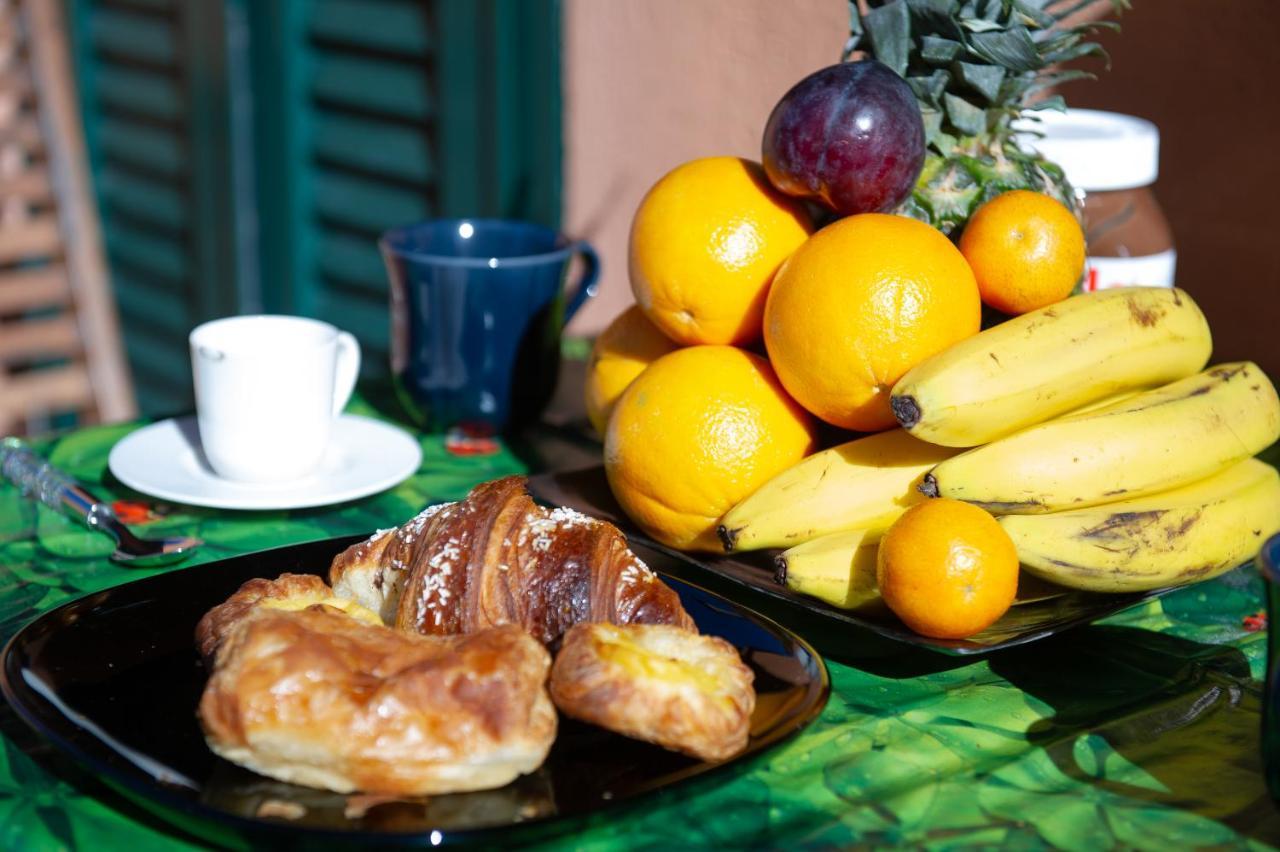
[1,535,828,847]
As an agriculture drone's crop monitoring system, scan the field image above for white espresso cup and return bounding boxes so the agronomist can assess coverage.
[190,316,361,483]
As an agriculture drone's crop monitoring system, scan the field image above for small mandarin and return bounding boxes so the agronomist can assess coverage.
[959,190,1086,315]
[876,498,1019,639]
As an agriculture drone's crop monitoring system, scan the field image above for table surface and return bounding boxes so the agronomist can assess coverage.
[2,394,1279,850]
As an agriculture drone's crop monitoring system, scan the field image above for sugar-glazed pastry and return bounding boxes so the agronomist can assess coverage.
[198,608,556,796]
[549,622,756,762]
[329,476,695,644]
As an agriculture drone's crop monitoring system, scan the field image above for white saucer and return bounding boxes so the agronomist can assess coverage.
[107,415,423,511]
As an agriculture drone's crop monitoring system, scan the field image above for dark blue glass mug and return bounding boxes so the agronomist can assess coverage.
[1260,531,1280,800]
[380,219,598,433]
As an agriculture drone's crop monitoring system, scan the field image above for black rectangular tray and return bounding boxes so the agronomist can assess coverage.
[529,466,1175,656]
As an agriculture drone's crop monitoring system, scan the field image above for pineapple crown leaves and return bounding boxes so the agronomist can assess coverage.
[843,0,1129,156]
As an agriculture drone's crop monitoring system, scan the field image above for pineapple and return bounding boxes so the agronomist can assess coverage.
[843,0,1128,235]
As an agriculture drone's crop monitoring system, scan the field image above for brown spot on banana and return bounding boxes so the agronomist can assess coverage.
[1127,296,1165,328]
[716,525,738,552]
[1165,510,1203,543]
[1207,364,1249,382]
[1078,510,1168,540]
[773,555,788,585]
[1042,558,1108,577]
[1177,562,1224,581]
[971,498,1048,513]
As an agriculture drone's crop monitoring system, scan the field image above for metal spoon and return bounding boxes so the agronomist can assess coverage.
[0,438,202,567]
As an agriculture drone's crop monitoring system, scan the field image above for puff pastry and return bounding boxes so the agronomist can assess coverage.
[549,623,756,762]
[196,572,382,660]
[329,476,695,644]
[197,579,556,796]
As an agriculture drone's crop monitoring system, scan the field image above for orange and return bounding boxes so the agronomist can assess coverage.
[604,345,816,552]
[763,213,980,432]
[629,157,813,346]
[959,189,1086,315]
[584,305,680,436]
[876,499,1019,639]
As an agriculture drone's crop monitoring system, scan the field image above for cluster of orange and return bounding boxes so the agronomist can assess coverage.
[587,156,1084,638]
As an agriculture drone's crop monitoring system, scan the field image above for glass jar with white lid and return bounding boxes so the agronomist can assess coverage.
[1020,108,1176,291]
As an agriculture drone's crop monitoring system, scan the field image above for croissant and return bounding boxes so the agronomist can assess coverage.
[329,476,695,644]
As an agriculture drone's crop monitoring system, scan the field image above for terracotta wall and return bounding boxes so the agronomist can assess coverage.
[562,2,1280,379]
[1067,0,1280,378]
[561,0,845,335]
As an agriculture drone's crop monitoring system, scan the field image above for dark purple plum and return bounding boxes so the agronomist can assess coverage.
[762,60,925,217]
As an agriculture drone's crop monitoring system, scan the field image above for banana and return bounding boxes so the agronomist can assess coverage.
[1001,458,1280,592]
[922,362,1280,514]
[717,429,957,552]
[891,287,1212,447]
[774,528,881,610]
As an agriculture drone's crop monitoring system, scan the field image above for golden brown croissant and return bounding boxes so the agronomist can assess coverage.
[197,581,555,796]
[329,476,695,644]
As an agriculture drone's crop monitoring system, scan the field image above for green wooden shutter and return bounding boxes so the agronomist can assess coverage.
[65,0,239,416]
[251,0,562,378]
[66,0,561,414]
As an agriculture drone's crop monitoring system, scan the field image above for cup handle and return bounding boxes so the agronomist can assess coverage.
[333,331,361,416]
[562,241,600,326]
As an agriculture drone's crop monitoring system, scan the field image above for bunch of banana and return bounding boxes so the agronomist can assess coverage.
[1001,459,1280,592]
[716,429,956,553]
[890,287,1212,447]
[780,363,1280,607]
[921,361,1280,513]
[710,286,1278,614]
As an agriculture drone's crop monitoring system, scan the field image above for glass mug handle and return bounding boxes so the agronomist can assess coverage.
[562,241,600,326]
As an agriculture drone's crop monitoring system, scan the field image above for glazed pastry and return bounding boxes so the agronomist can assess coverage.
[198,607,556,796]
[329,476,695,644]
[549,623,756,762]
[195,572,382,661]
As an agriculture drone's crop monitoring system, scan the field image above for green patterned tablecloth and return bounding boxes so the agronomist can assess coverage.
[2,406,1279,850]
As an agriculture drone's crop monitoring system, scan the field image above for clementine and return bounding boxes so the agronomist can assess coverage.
[959,189,1086,315]
[876,498,1019,639]
[604,346,816,552]
[764,213,981,432]
[629,157,813,346]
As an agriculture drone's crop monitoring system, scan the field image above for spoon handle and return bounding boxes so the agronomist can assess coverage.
[0,438,118,530]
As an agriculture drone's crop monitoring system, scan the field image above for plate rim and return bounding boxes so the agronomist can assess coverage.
[107,415,424,511]
[0,534,831,846]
